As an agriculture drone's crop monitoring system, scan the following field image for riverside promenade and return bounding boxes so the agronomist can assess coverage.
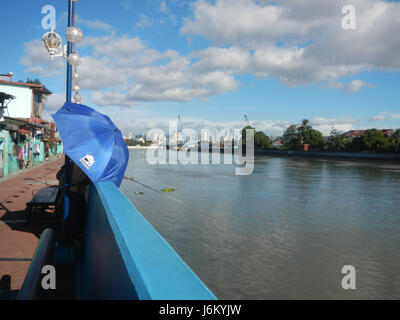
[0,157,64,296]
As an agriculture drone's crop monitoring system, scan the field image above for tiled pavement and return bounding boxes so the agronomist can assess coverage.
[0,157,64,293]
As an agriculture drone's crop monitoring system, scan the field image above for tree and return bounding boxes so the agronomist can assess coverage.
[241,126,272,149]
[297,119,312,144]
[282,124,298,148]
[390,129,400,153]
[346,136,363,152]
[360,129,390,152]
[327,128,348,151]
[282,120,324,150]
[303,128,324,149]
[242,125,255,145]
[254,131,271,149]
[26,78,42,85]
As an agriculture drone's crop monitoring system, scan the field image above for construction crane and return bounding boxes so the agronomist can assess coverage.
[244,115,251,126]
[178,115,183,133]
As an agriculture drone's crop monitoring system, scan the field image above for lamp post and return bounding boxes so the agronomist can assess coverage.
[42,0,83,244]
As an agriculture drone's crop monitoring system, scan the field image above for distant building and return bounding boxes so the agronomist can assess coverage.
[272,139,282,147]
[0,80,52,120]
[343,129,394,139]
[381,129,395,137]
[343,130,365,139]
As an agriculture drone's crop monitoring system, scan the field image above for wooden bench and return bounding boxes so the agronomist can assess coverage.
[26,187,60,227]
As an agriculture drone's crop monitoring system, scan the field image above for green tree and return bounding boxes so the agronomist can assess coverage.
[241,126,272,149]
[282,124,298,148]
[345,136,363,152]
[297,119,312,144]
[242,125,255,145]
[303,128,324,149]
[283,119,324,149]
[360,129,390,152]
[327,128,348,151]
[390,129,400,153]
[26,78,42,85]
[254,131,271,149]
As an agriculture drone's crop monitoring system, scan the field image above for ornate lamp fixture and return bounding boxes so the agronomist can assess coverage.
[42,30,67,60]
[42,0,83,104]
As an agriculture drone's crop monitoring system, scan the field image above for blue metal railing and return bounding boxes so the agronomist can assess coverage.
[76,182,217,300]
[17,229,55,300]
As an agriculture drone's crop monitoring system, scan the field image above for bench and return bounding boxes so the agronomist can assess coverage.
[26,187,60,227]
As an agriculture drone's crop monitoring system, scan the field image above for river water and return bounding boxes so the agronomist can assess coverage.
[120,150,400,299]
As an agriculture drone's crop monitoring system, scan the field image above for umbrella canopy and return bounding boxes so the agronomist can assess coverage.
[52,102,129,187]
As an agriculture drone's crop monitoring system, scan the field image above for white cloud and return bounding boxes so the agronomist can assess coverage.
[115,115,356,138]
[129,86,211,102]
[19,40,64,78]
[81,19,113,30]
[115,117,293,137]
[329,80,374,93]
[95,35,145,59]
[121,0,132,11]
[181,0,303,47]
[309,117,356,135]
[44,93,65,112]
[369,115,386,121]
[190,71,239,93]
[191,46,250,73]
[78,56,128,90]
[181,0,400,89]
[136,14,154,28]
[346,80,373,93]
[20,0,400,106]
[160,1,168,14]
[92,91,137,107]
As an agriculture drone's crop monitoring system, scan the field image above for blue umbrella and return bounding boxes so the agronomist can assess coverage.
[52,102,129,187]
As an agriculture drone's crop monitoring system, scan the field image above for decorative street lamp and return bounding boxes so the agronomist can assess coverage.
[42,0,83,104]
[42,30,67,60]
[42,0,83,244]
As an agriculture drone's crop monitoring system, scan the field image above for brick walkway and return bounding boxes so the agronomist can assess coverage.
[0,157,64,293]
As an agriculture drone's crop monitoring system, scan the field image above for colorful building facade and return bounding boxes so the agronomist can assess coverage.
[0,80,62,178]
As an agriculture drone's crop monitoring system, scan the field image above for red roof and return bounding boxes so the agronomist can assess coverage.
[344,130,365,137]
[381,129,394,136]
[0,80,52,95]
[0,80,42,88]
[344,129,395,138]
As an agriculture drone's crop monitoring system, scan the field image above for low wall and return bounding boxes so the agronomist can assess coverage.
[256,149,400,160]
[76,181,217,300]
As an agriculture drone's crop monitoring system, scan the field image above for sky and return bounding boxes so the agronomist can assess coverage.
[1,0,400,137]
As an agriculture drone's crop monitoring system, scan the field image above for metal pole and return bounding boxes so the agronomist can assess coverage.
[66,1,73,103]
[63,0,74,243]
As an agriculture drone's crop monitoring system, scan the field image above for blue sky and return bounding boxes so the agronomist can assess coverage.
[1,0,400,137]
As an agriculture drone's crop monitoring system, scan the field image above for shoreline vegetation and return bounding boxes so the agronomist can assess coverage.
[244,119,400,154]
[125,119,400,161]
[127,145,400,161]
[254,149,400,161]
